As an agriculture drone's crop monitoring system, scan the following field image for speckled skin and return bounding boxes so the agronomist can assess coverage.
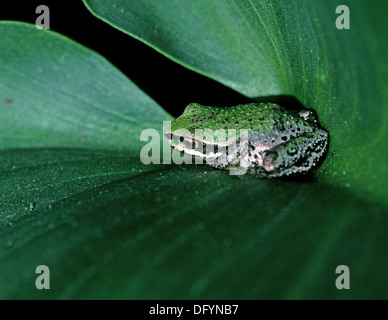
[165,103,329,177]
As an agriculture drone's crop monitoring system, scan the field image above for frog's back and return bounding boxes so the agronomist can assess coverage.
[170,102,320,145]
[172,102,284,133]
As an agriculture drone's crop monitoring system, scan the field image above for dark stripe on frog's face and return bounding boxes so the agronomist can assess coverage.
[166,132,227,158]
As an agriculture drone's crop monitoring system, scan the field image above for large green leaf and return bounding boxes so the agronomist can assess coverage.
[1,0,388,300]
[2,157,387,299]
[84,0,388,208]
[0,22,171,151]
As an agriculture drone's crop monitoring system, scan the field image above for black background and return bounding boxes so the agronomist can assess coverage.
[1,0,253,117]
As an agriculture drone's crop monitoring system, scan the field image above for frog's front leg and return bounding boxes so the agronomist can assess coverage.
[258,130,329,177]
[208,140,250,175]
[212,141,252,176]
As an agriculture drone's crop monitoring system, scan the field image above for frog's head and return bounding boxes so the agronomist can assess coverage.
[169,103,218,132]
[164,103,224,158]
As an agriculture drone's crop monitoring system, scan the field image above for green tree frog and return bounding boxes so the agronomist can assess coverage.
[165,103,329,178]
